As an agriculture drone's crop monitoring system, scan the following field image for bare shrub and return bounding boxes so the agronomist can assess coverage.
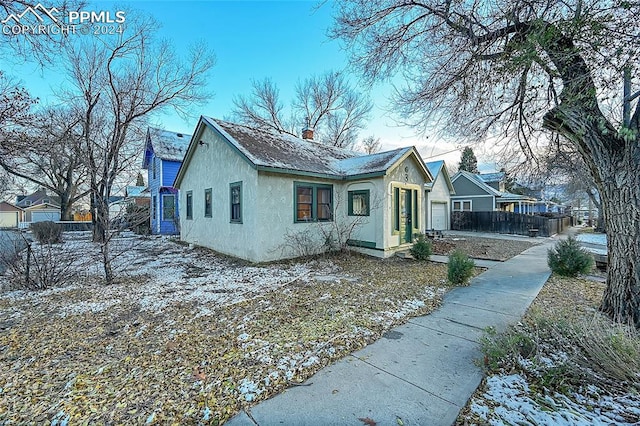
[31,221,63,244]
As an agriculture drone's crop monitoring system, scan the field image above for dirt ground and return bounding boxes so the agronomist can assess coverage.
[431,235,539,261]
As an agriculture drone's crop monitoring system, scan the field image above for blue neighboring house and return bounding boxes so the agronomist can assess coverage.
[142,127,191,235]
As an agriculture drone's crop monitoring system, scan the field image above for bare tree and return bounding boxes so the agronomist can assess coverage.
[63,14,215,284]
[357,135,381,154]
[0,107,88,220]
[233,70,372,148]
[0,1,85,65]
[332,1,640,327]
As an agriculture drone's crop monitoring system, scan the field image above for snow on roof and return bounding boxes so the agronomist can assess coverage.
[207,118,414,178]
[148,128,191,162]
[478,171,506,183]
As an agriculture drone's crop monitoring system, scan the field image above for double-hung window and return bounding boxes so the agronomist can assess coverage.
[162,194,175,220]
[294,182,333,222]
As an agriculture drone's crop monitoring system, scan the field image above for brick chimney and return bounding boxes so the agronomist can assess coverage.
[302,127,314,140]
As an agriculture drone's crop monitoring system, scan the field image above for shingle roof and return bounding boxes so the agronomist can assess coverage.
[425,160,444,179]
[478,172,506,183]
[208,118,417,179]
[148,128,191,162]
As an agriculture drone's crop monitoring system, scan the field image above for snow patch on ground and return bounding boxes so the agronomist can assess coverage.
[576,233,607,246]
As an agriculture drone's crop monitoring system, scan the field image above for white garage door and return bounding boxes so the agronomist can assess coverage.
[0,211,18,228]
[431,203,447,230]
[31,210,61,223]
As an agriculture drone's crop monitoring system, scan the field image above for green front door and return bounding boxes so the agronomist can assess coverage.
[401,189,412,244]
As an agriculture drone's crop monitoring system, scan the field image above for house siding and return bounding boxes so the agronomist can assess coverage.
[426,172,451,230]
[162,160,182,187]
[178,125,260,260]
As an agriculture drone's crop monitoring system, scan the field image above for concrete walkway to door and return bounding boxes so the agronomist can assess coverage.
[227,234,558,426]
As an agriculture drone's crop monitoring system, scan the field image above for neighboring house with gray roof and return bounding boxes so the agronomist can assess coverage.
[451,171,537,214]
[142,128,191,235]
[424,160,455,230]
[174,116,433,262]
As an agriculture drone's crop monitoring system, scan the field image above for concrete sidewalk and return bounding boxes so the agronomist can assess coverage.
[227,239,556,426]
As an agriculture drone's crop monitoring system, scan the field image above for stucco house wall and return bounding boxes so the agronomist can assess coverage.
[179,125,260,261]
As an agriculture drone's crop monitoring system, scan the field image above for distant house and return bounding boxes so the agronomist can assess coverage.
[0,201,23,228]
[142,128,191,235]
[424,160,455,230]
[125,186,150,207]
[174,116,433,263]
[450,171,537,214]
[14,190,61,223]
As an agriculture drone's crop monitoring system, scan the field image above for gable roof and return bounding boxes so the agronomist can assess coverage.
[452,170,502,196]
[125,186,149,198]
[15,190,60,208]
[143,127,192,168]
[175,117,432,186]
[0,201,23,212]
[425,160,455,193]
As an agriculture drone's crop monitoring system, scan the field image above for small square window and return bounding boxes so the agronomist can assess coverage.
[348,190,370,216]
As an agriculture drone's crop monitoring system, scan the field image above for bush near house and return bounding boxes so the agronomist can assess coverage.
[547,236,594,277]
[410,234,432,260]
[31,221,63,244]
[448,250,475,284]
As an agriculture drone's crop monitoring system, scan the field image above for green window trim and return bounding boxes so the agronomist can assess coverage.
[230,181,242,223]
[348,190,370,216]
[294,182,334,223]
[393,187,400,232]
[186,191,193,220]
[413,189,419,229]
[204,188,212,218]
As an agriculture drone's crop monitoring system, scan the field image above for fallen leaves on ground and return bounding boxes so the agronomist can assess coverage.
[0,234,463,424]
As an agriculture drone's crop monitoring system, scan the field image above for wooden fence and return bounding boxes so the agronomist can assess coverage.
[451,211,572,237]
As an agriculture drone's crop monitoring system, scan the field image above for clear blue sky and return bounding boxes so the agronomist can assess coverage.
[2,0,468,165]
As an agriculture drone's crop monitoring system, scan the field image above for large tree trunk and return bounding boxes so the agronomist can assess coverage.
[599,166,640,328]
[544,104,640,328]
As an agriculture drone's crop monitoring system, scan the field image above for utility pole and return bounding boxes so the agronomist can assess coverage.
[623,67,640,128]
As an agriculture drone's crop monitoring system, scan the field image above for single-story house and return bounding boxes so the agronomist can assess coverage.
[174,116,433,263]
[143,128,191,235]
[451,171,537,214]
[0,201,23,228]
[424,160,455,230]
[23,202,61,223]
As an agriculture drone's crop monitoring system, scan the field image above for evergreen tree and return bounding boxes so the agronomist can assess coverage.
[458,147,479,174]
[136,172,145,187]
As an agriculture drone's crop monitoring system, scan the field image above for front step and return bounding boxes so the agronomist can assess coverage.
[396,250,414,259]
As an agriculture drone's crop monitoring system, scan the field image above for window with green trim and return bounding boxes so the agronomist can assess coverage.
[186,191,193,220]
[204,188,212,217]
[413,189,419,228]
[393,187,400,231]
[348,190,370,216]
[294,182,333,222]
[230,182,242,223]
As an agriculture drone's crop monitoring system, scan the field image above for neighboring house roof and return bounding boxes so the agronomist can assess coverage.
[175,117,433,185]
[142,127,192,168]
[15,190,60,208]
[108,196,125,204]
[452,170,503,196]
[452,171,537,201]
[23,202,60,211]
[0,201,23,212]
[424,160,455,193]
[477,172,506,183]
[126,186,149,198]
